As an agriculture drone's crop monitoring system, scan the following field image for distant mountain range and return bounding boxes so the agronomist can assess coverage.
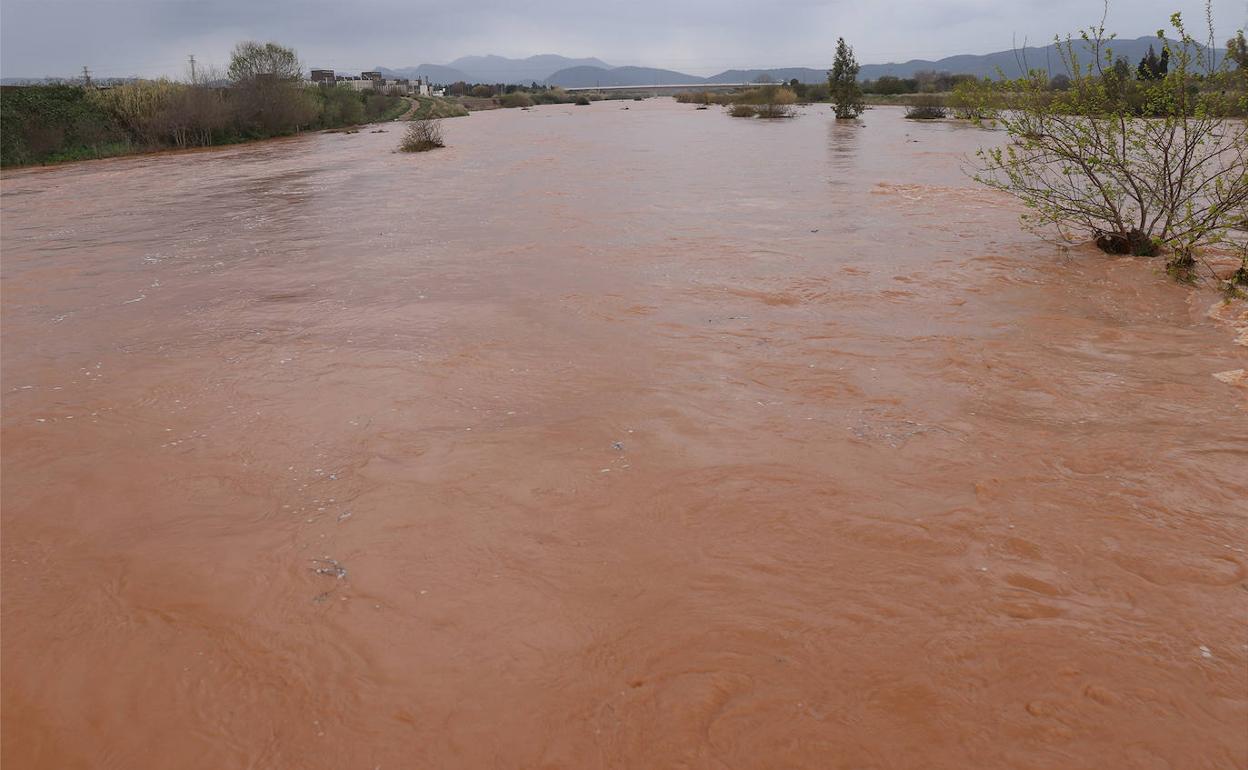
[4,38,1224,87]
[373,37,1226,87]
[376,54,609,85]
[548,37,1226,86]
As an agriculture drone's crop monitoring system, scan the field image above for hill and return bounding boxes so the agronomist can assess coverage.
[706,68,828,84]
[548,65,707,87]
[447,54,610,84]
[381,37,1228,88]
[376,64,471,84]
[857,36,1223,79]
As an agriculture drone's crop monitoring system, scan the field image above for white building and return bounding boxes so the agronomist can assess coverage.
[307,71,435,96]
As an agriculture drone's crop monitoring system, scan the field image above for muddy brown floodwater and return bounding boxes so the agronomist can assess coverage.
[2,101,1247,769]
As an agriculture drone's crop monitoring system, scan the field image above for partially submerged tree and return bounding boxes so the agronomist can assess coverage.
[949,77,998,120]
[759,86,797,118]
[905,94,947,119]
[742,84,797,118]
[400,118,444,152]
[828,38,864,119]
[970,6,1248,278]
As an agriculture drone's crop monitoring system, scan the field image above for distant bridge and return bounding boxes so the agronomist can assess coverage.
[561,83,753,93]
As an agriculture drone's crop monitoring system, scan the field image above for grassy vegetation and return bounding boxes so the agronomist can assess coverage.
[407,96,469,120]
[373,95,412,122]
[499,92,533,108]
[0,81,409,167]
[0,85,131,166]
[677,86,799,118]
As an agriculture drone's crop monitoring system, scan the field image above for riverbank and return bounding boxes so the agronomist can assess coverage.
[0,84,411,168]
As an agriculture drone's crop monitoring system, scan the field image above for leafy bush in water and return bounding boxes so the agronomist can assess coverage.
[904,94,947,119]
[755,86,797,117]
[948,77,998,121]
[575,96,591,106]
[728,104,757,118]
[400,119,444,152]
[730,85,797,117]
[970,7,1248,276]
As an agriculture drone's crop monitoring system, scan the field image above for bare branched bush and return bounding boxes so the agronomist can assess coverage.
[970,5,1248,275]
[400,119,444,152]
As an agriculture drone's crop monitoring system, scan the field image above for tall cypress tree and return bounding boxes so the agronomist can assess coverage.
[829,38,864,119]
[1138,45,1161,80]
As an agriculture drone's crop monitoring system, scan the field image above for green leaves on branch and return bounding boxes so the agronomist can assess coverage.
[967,5,1248,274]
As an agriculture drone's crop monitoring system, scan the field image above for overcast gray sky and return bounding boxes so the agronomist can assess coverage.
[2,0,1244,79]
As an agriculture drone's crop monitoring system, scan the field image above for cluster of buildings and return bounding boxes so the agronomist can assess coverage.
[308,69,432,96]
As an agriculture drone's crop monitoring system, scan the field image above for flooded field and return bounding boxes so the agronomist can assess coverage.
[2,100,1246,769]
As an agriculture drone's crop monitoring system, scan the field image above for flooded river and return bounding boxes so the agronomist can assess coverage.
[3,100,1246,769]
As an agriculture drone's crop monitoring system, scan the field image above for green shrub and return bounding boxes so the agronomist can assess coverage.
[315,85,366,127]
[531,88,571,104]
[948,77,997,121]
[500,92,533,108]
[364,93,405,121]
[801,83,829,102]
[904,95,947,119]
[728,104,756,118]
[409,96,468,119]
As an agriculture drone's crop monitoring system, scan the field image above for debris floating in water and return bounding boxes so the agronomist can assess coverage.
[311,558,347,580]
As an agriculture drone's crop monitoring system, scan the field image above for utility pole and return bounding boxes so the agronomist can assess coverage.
[188,54,197,84]
[81,66,91,87]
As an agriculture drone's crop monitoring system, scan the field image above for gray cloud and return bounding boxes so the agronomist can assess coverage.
[2,0,1243,78]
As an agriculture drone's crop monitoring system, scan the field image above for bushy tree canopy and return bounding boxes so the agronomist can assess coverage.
[228,41,302,83]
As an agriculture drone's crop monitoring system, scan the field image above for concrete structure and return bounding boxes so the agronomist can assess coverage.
[306,71,433,96]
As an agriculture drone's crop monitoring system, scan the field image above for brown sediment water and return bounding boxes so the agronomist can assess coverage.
[2,101,1246,769]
